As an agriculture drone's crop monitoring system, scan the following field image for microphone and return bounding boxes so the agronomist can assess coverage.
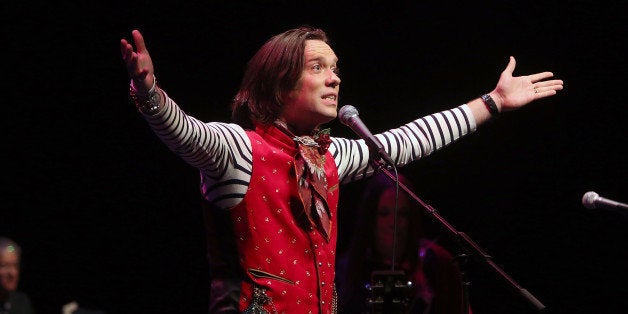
[582,191,628,210]
[338,105,395,166]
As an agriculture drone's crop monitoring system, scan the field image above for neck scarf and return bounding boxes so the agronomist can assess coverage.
[274,121,333,240]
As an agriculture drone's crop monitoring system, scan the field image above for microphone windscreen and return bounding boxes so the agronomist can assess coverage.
[338,105,358,125]
[582,191,599,209]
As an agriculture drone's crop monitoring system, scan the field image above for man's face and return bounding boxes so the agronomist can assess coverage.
[281,39,341,134]
[0,251,20,292]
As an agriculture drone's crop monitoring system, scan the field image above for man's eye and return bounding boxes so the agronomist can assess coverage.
[332,67,340,76]
[312,64,321,71]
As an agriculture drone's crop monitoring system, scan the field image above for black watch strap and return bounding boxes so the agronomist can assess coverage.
[481,94,500,117]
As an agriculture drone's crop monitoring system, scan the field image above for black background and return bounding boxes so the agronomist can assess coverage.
[4,1,627,313]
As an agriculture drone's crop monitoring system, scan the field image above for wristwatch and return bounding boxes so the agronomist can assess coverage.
[480,94,499,117]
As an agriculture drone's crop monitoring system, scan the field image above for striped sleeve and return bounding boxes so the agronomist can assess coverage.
[143,91,253,209]
[331,105,476,184]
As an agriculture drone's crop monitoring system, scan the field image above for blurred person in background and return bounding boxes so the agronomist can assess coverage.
[0,237,34,314]
[336,173,467,314]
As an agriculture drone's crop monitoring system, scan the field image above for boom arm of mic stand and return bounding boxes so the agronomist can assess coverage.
[457,232,546,311]
[372,160,546,312]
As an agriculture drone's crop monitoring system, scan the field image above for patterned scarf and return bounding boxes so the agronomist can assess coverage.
[274,121,333,240]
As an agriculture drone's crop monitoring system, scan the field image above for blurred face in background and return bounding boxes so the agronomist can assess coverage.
[0,250,20,292]
[375,188,411,262]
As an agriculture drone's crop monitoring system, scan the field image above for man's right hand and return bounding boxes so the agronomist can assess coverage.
[120,30,155,94]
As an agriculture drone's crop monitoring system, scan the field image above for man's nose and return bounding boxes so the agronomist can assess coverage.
[327,72,340,87]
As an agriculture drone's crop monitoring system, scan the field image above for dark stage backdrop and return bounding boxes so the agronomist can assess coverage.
[4,1,626,314]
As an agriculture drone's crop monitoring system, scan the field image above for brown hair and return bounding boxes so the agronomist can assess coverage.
[231,26,329,129]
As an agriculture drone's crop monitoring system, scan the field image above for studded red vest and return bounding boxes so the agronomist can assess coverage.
[233,124,340,314]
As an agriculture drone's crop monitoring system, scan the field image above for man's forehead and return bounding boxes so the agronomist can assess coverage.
[0,251,19,260]
[304,40,337,62]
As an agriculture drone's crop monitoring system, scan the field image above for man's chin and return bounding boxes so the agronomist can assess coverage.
[324,110,338,121]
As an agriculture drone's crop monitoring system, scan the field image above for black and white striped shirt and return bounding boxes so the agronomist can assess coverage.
[143,92,476,209]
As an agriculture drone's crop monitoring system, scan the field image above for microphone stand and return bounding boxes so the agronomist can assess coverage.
[370,158,546,313]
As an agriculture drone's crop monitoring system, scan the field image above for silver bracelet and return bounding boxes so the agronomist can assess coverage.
[129,75,161,115]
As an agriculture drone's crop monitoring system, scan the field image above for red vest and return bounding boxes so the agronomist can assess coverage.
[233,124,340,314]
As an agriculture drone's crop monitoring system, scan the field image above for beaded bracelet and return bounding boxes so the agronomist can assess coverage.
[129,75,161,115]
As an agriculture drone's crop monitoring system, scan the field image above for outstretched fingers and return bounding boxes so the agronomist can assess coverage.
[120,39,134,64]
[120,30,153,81]
[119,30,146,64]
[131,30,146,53]
[535,79,564,88]
[120,40,139,74]
[529,71,555,83]
[533,79,564,96]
